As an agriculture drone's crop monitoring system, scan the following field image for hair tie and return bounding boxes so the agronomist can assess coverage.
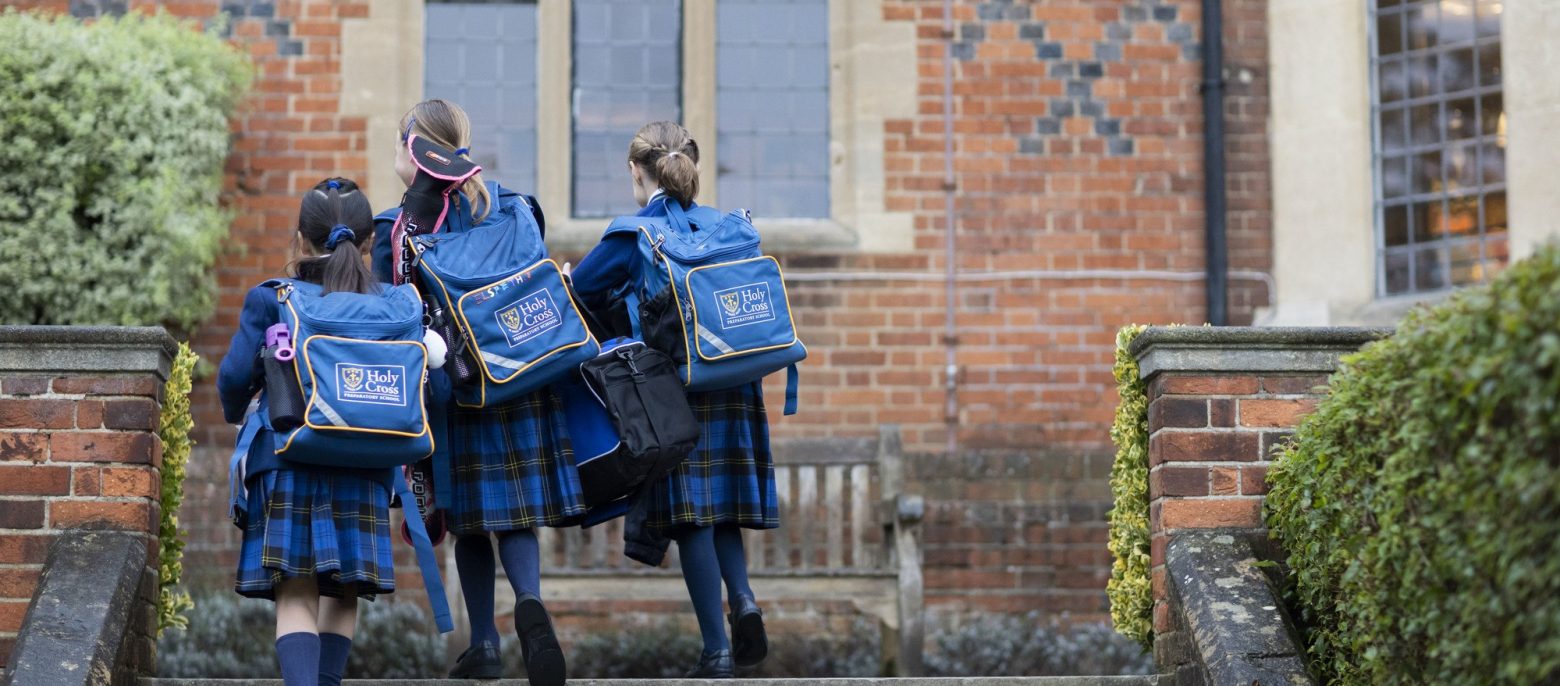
[401,116,417,142]
[665,151,681,160]
[324,225,356,251]
[454,147,469,156]
[326,179,341,190]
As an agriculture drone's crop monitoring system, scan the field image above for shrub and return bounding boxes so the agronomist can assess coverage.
[156,343,198,635]
[0,10,250,329]
[924,613,1152,676]
[157,593,444,678]
[1265,245,1560,684]
[544,617,879,678]
[1106,324,1152,648]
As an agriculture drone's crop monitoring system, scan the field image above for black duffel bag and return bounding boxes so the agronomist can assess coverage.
[575,339,700,508]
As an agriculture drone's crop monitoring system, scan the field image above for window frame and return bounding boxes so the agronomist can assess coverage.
[1368,0,1507,297]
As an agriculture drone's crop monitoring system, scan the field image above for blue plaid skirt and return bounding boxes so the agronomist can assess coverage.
[235,468,395,600]
[445,387,585,535]
[644,382,780,531]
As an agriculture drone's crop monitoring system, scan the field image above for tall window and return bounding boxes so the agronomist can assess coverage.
[572,0,682,218]
[716,0,831,218]
[1372,0,1506,296]
[424,1,539,196]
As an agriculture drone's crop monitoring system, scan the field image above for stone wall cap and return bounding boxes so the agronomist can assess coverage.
[1132,326,1392,378]
[0,326,178,379]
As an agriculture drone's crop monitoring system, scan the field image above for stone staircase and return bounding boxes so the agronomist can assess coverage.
[141,678,1160,685]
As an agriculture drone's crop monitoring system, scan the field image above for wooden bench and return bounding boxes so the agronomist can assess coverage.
[444,425,925,676]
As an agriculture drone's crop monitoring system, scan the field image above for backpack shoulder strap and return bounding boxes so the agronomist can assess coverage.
[603,215,656,239]
[392,472,454,634]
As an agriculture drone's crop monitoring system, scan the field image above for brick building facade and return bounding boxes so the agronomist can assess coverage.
[9,0,1273,625]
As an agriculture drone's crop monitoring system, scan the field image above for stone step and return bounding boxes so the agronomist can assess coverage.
[142,678,1160,686]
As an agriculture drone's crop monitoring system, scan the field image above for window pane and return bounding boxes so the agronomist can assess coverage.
[1372,0,1504,296]
[425,2,539,196]
[572,0,683,218]
[1438,0,1476,45]
[716,0,831,218]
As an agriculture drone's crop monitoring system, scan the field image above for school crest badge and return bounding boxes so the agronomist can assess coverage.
[721,292,742,317]
[342,366,364,392]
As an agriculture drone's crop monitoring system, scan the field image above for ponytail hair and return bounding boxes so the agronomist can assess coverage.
[294,177,379,296]
[400,99,491,223]
[628,121,700,206]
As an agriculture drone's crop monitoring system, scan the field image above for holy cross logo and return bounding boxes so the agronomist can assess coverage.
[494,289,563,348]
[335,364,408,406]
[713,282,777,330]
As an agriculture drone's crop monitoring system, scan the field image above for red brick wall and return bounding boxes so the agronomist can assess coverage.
[0,373,167,668]
[27,0,1274,624]
[1143,371,1326,652]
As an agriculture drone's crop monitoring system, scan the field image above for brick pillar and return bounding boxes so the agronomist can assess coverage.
[0,326,176,671]
[1129,327,1387,670]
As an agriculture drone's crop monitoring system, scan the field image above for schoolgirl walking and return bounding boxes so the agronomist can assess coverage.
[373,98,581,686]
[569,121,785,678]
[218,177,417,686]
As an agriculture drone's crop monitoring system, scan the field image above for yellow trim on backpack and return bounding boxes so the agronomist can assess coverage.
[684,255,800,363]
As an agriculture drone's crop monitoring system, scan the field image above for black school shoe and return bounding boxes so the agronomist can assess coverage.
[728,594,768,667]
[684,648,735,678]
[449,641,503,680]
[515,593,567,686]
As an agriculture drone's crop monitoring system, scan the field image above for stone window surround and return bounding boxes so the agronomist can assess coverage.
[1265,1,1559,327]
[343,0,918,254]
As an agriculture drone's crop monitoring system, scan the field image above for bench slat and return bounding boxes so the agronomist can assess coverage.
[851,463,871,568]
[825,465,844,569]
[773,465,792,568]
[796,465,817,569]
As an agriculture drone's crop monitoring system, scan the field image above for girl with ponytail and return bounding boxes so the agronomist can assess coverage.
[372,99,578,686]
[217,177,398,686]
[569,121,779,679]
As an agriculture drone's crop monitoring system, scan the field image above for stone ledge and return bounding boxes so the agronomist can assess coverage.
[1164,532,1313,686]
[1131,327,1391,379]
[5,530,151,686]
[0,326,178,381]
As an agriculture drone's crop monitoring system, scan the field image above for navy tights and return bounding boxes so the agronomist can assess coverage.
[675,523,755,654]
[454,530,541,647]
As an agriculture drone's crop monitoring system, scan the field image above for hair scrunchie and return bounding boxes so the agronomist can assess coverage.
[326,179,341,190]
[454,147,469,156]
[324,224,356,250]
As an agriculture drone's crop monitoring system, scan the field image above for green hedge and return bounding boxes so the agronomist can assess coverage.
[1106,324,1151,649]
[0,10,250,329]
[1265,245,1560,684]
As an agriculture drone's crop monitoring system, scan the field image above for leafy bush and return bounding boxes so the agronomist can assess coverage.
[157,593,444,678]
[156,343,198,635]
[924,613,1152,676]
[0,10,250,329]
[1266,245,1560,684]
[1106,324,1152,648]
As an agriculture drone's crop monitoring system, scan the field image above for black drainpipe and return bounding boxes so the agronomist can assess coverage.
[1201,0,1229,326]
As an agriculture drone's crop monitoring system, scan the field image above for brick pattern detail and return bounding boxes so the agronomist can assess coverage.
[1145,371,1328,642]
[0,373,165,669]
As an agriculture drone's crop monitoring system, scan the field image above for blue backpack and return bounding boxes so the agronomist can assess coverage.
[228,277,452,633]
[263,278,435,467]
[605,201,805,414]
[406,194,600,408]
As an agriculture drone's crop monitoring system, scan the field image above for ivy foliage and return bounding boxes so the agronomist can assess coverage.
[156,343,198,635]
[1106,324,1151,649]
[1265,245,1560,684]
[0,10,251,329]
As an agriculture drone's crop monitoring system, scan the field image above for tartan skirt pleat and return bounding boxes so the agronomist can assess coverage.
[445,388,586,535]
[644,382,780,531]
[235,468,395,600]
